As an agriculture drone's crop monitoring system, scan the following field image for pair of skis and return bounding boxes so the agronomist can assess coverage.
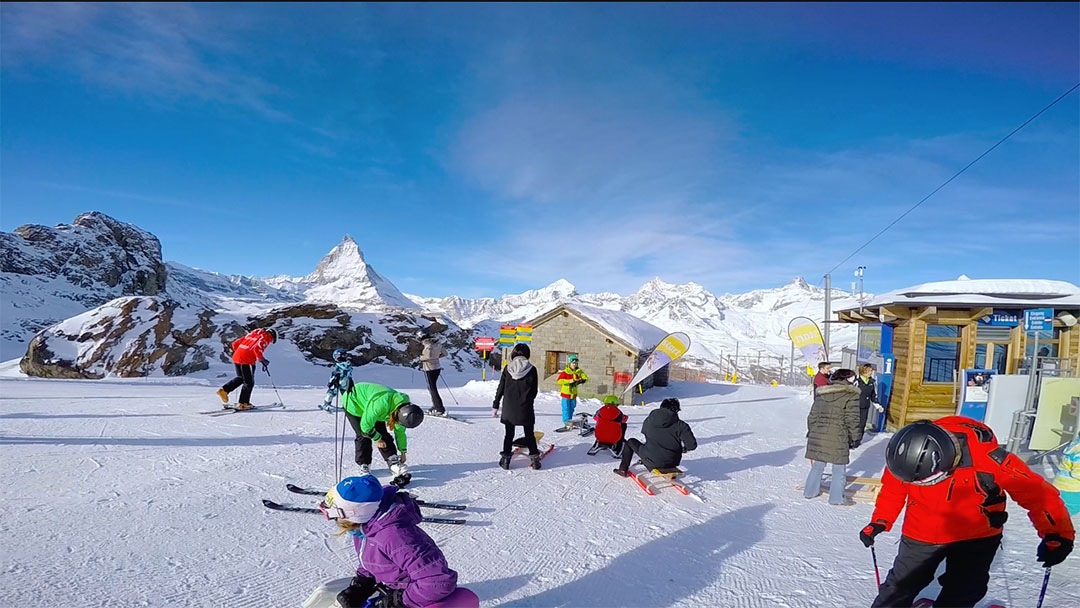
[199,403,285,417]
[263,484,469,525]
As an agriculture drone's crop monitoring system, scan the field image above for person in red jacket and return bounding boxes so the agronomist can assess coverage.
[588,395,629,457]
[812,361,831,395]
[860,416,1074,607]
[216,327,277,410]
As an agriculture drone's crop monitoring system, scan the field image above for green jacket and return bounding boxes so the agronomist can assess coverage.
[341,382,411,451]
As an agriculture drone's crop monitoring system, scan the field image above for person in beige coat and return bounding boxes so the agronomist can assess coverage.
[419,332,447,415]
[803,368,863,505]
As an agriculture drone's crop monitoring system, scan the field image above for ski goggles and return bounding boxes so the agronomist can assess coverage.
[318,500,347,521]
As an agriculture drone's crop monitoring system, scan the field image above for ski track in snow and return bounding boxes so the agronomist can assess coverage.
[1,376,1077,607]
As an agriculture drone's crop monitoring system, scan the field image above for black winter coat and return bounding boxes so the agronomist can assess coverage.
[857,376,877,411]
[637,407,697,470]
[492,358,538,426]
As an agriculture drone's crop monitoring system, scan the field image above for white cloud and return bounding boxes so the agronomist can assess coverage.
[1,3,289,121]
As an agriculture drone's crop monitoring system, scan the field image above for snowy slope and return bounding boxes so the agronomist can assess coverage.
[406,279,579,328]
[1,376,1074,607]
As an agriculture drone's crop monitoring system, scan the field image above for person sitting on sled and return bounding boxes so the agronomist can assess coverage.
[320,348,353,412]
[860,417,1074,608]
[341,382,425,480]
[589,395,628,457]
[326,475,479,608]
[613,398,696,477]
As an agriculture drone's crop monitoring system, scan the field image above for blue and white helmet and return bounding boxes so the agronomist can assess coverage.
[332,348,348,363]
[324,475,384,523]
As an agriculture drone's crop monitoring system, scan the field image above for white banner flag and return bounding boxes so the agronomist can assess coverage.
[787,317,827,366]
[622,332,691,394]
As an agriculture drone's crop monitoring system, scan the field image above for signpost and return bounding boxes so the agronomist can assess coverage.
[515,324,532,343]
[1022,308,1054,412]
[498,325,516,371]
[474,337,495,380]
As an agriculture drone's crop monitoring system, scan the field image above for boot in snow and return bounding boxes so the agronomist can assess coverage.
[216,388,229,404]
[234,402,253,410]
[530,454,543,470]
[613,468,629,477]
[499,453,511,470]
[358,464,370,475]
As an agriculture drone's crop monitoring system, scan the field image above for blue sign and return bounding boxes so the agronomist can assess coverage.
[978,312,1020,327]
[1022,308,1053,332]
[957,369,996,421]
[857,323,894,432]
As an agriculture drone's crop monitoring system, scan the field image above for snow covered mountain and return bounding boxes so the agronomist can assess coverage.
[407,276,860,376]
[5,211,859,381]
[406,279,580,328]
[0,212,169,360]
[265,236,416,311]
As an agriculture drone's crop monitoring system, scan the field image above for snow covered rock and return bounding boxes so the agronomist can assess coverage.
[1,212,169,358]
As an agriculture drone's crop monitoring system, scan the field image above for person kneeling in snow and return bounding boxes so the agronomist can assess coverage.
[613,398,696,477]
[341,382,425,479]
[326,476,479,608]
[589,395,628,457]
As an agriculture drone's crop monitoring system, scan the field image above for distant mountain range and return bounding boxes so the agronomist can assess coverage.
[1,212,859,379]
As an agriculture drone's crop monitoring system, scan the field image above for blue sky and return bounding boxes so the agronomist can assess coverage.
[2,3,1077,298]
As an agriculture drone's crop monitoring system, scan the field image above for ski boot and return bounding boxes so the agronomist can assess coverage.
[427,407,446,417]
[235,402,253,411]
[216,388,229,404]
[529,454,543,470]
[358,464,370,475]
[499,453,511,470]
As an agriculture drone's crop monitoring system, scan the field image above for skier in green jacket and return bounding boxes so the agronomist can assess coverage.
[340,381,425,483]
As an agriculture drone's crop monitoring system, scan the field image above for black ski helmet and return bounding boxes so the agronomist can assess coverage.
[332,348,348,363]
[395,403,424,429]
[885,420,961,484]
[265,328,278,343]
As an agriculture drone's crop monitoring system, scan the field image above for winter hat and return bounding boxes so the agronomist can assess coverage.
[326,475,384,523]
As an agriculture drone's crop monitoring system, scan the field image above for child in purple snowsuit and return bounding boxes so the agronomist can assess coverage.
[324,475,478,608]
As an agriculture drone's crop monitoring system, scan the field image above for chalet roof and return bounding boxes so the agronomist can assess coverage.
[526,302,668,352]
[837,278,1080,312]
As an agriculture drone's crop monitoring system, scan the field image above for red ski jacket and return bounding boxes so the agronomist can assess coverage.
[230,329,273,365]
[593,404,628,445]
[870,416,1074,545]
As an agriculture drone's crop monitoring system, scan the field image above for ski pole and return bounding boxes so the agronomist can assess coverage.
[870,546,881,588]
[439,374,461,406]
[264,367,285,406]
[1035,567,1051,608]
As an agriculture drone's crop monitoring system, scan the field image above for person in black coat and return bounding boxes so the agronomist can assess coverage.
[856,363,880,432]
[492,343,541,470]
[613,398,697,476]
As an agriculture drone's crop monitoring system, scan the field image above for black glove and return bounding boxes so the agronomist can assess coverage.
[260,359,270,373]
[335,575,377,608]
[374,587,408,608]
[1037,533,1073,567]
[860,522,886,547]
[849,439,862,449]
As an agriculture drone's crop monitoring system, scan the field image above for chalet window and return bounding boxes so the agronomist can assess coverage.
[545,351,578,377]
[923,325,961,383]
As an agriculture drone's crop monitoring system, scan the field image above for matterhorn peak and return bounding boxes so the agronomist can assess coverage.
[305,235,368,284]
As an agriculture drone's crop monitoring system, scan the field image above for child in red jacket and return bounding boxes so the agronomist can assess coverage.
[216,327,276,409]
[588,395,628,457]
[860,417,1074,607]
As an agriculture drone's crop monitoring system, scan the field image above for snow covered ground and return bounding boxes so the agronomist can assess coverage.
[1,374,1076,607]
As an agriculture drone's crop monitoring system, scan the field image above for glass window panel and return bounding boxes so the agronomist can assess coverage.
[927,325,960,339]
[924,340,959,382]
[976,326,1012,341]
[974,344,986,369]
